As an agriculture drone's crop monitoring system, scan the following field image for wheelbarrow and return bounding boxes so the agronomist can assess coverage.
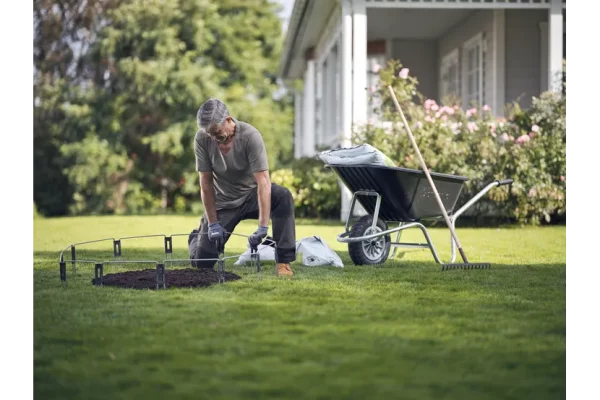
[328,163,513,268]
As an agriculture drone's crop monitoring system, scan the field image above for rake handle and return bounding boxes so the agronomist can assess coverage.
[387,85,468,263]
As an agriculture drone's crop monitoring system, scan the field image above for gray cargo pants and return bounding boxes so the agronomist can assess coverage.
[188,183,296,268]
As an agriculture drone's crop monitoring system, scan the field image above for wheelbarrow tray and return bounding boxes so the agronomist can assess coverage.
[327,164,468,222]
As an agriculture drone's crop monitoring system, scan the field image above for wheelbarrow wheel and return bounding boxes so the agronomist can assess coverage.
[348,215,391,265]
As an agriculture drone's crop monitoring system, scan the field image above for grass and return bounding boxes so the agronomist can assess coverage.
[34,215,566,400]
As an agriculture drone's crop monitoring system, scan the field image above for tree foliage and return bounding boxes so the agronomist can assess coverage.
[34,0,293,216]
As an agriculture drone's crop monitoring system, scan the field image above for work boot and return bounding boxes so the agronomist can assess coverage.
[277,263,293,277]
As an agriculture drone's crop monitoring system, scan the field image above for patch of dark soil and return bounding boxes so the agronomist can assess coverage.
[92,268,241,290]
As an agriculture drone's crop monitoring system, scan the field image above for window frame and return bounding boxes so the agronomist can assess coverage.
[461,32,484,109]
[439,48,460,102]
[366,54,387,124]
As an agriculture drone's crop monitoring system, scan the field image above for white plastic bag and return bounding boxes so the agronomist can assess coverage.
[295,236,344,268]
[318,144,396,167]
[233,236,343,268]
[233,243,276,266]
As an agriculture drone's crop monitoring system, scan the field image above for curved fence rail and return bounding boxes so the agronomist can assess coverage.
[58,232,271,289]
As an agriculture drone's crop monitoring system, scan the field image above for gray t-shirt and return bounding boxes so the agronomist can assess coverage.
[194,118,269,210]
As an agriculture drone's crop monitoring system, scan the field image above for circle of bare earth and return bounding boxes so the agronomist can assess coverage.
[92,268,242,290]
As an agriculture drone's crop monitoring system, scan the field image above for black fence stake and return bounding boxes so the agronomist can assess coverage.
[156,263,166,290]
[95,263,104,287]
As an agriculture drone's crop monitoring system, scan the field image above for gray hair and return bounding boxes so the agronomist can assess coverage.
[197,98,230,129]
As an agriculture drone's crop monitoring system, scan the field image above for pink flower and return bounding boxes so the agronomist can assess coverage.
[466,108,477,118]
[415,121,423,129]
[450,122,460,135]
[431,104,439,111]
[372,64,381,73]
[482,105,491,112]
[528,131,535,138]
[516,134,530,144]
[500,133,509,143]
[531,124,540,132]
[560,176,565,182]
[467,122,478,133]
[424,115,433,122]
[441,115,448,121]
[439,106,454,115]
[424,99,438,111]
[399,68,410,79]
[435,111,441,119]
[369,86,376,93]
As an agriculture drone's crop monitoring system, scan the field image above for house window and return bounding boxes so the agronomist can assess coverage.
[440,49,460,102]
[462,33,484,109]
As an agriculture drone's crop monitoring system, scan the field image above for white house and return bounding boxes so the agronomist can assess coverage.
[278,0,566,221]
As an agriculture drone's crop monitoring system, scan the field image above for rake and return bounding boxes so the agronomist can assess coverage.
[387,85,491,271]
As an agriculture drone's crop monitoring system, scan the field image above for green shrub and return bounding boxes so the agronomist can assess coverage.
[271,158,341,219]
[189,201,205,216]
[34,203,43,219]
[353,59,566,225]
[173,195,187,213]
[123,182,162,215]
[492,92,566,224]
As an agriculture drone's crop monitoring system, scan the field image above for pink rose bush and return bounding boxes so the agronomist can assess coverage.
[355,59,566,224]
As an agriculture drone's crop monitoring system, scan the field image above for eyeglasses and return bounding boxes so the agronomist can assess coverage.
[207,126,229,143]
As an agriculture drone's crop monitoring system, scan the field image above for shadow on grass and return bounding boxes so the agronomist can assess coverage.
[35,248,565,294]
[35,249,566,269]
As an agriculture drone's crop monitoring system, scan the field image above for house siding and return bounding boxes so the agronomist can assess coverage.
[505,10,547,109]
[390,39,438,101]
[438,11,495,108]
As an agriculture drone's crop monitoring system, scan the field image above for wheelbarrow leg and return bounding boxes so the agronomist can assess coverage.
[390,222,406,259]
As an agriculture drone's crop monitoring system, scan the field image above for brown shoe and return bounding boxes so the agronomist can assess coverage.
[277,263,294,277]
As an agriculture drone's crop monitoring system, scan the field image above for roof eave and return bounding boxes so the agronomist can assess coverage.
[278,0,311,79]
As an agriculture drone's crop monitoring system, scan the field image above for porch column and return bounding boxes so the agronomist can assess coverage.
[326,49,337,146]
[315,62,324,147]
[349,0,368,219]
[352,0,368,127]
[294,91,303,159]
[492,10,506,117]
[302,54,316,157]
[341,0,353,147]
[548,0,564,92]
[340,0,353,221]
[321,57,330,147]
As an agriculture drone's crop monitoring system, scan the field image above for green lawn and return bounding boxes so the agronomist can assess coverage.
[34,216,566,400]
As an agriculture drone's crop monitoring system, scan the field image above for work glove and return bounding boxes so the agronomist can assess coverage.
[248,226,268,250]
[207,222,225,243]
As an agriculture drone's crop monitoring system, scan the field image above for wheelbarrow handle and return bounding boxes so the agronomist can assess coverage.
[496,179,514,186]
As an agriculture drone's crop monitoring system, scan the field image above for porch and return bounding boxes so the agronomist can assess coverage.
[279,0,566,220]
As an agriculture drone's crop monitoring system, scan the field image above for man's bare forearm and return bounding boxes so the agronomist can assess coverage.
[256,172,271,227]
[199,173,218,223]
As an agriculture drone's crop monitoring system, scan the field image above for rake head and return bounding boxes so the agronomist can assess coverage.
[441,263,491,271]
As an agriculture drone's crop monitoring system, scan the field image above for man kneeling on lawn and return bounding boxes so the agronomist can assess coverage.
[188,98,296,276]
